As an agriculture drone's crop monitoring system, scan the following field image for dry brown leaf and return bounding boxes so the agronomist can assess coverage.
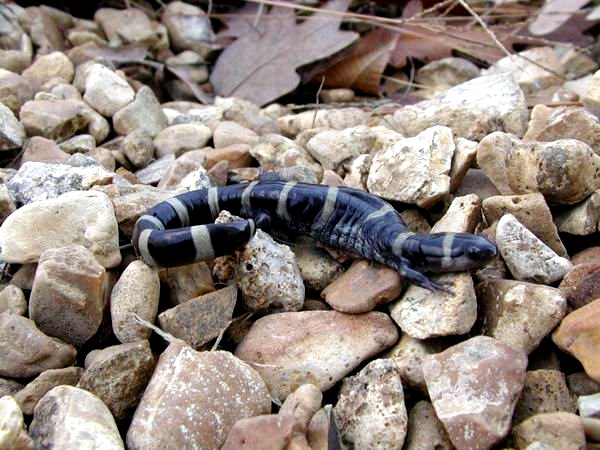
[528,0,590,36]
[210,0,358,106]
[316,28,399,94]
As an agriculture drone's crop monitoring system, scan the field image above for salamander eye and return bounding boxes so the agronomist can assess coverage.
[466,244,496,260]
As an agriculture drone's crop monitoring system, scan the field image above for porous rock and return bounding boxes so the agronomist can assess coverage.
[305,126,375,172]
[213,121,258,149]
[14,367,83,415]
[390,273,477,339]
[476,279,566,354]
[214,224,304,312]
[506,139,600,205]
[127,341,270,450]
[0,190,121,268]
[7,160,113,205]
[277,107,368,137]
[321,260,401,313]
[496,214,572,284]
[77,340,156,420]
[430,193,481,233]
[235,310,398,401]
[29,245,106,347]
[422,336,528,450]
[110,260,159,343]
[513,370,577,424]
[393,74,528,140]
[476,131,520,195]
[19,99,88,141]
[367,125,454,208]
[0,313,76,379]
[21,51,74,85]
[158,286,236,350]
[334,359,407,449]
[29,385,123,450]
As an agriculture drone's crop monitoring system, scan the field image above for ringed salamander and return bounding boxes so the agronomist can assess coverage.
[132,181,497,291]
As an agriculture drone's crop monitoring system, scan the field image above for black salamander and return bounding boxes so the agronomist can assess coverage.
[132,181,497,291]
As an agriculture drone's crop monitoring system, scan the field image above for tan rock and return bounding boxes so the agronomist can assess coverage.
[572,246,600,265]
[222,413,304,450]
[0,68,33,115]
[334,359,407,449]
[559,263,600,309]
[319,88,355,103]
[0,184,15,224]
[14,367,83,415]
[422,336,528,450]
[0,102,25,151]
[567,371,600,396]
[431,193,482,233]
[77,340,156,420]
[293,245,343,292]
[554,190,600,235]
[111,260,159,343]
[367,125,454,208]
[159,261,215,306]
[113,86,167,137]
[524,105,600,153]
[449,137,478,192]
[343,154,371,190]
[22,51,74,85]
[552,298,600,382]
[29,245,106,347]
[213,121,258,149]
[477,131,520,195]
[385,334,448,393]
[512,412,586,450]
[29,386,123,449]
[277,108,367,137]
[307,406,332,450]
[235,310,398,401]
[154,123,212,158]
[279,383,322,429]
[127,342,270,449]
[306,126,375,172]
[506,139,600,205]
[454,168,501,200]
[158,286,237,350]
[404,401,452,450]
[95,8,158,47]
[321,260,401,313]
[482,193,567,256]
[476,279,566,353]
[121,129,154,168]
[20,136,66,165]
[484,47,564,94]
[513,370,577,424]
[202,144,252,170]
[0,285,26,315]
[415,57,480,97]
[19,99,88,141]
[0,313,76,379]
[390,273,477,339]
[583,69,600,119]
[83,64,134,117]
[0,395,34,450]
[157,149,207,190]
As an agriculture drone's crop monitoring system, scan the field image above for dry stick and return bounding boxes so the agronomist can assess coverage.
[253,1,265,28]
[311,76,326,129]
[210,320,232,351]
[134,313,178,343]
[381,75,430,90]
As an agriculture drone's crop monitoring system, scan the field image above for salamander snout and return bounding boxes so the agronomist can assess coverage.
[465,240,497,261]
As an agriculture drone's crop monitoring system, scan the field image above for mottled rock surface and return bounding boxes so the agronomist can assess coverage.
[14,367,83,415]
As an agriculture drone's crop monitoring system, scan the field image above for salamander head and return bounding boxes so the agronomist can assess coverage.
[399,232,497,272]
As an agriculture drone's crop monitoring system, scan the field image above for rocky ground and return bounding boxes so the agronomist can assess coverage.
[0,2,599,450]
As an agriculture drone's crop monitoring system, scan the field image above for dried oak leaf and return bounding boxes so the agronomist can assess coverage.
[210,0,359,106]
[316,28,399,95]
[528,0,590,36]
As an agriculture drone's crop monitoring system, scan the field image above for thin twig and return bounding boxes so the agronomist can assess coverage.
[381,75,430,90]
[312,76,326,129]
[253,1,265,28]
[210,320,232,351]
[134,313,178,343]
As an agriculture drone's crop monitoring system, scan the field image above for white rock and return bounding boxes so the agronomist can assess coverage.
[389,273,477,339]
[7,161,113,205]
[484,47,564,94]
[306,126,375,172]
[153,123,212,158]
[214,213,304,312]
[367,125,454,208]
[370,125,404,153]
[135,154,175,185]
[343,154,371,190]
[0,395,33,450]
[583,69,600,119]
[496,214,572,284]
[0,190,121,268]
[83,64,135,117]
[212,121,258,149]
[578,393,600,419]
[0,102,25,151]
[393,74,529,139]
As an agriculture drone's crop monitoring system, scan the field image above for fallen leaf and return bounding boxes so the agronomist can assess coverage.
[166,65,214,104]
[210,0,359,106]
[316,28,399,94]
[528,0,590,36]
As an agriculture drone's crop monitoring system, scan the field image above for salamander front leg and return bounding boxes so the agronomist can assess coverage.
[398,263,454,294]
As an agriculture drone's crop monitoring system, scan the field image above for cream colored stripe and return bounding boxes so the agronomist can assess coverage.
[139,215,165,230]
[276,181,297,221]
[165,198,190,227]
[190,225,215,260]
[392,232,415,256]
[317,186,338,227]
[207,187,220,220]
[365,204,394,222]
[241,181,259,215]
[138,229,158,267]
